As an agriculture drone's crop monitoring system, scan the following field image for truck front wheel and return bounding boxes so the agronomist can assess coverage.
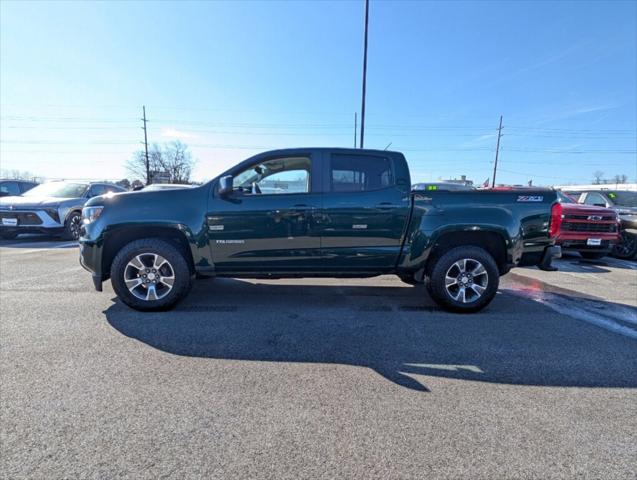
[426,246,499,313]
[110,238,192,311]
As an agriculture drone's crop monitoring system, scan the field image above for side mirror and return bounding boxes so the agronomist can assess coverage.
[218,175,234,197]
[594,203,607,208]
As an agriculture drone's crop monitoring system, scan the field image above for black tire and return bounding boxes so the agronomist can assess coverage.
[110,238,192,311]
[612,231,637,260]
[0,231,18,240]
[426,246,499,313]
[62,211,82,240]
[580,251,607,260]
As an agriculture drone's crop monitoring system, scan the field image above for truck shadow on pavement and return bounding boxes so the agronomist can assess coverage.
[104,279,637,392]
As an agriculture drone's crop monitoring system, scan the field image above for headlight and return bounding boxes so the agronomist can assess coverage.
[44,208,60,223]
[81,206,104,224]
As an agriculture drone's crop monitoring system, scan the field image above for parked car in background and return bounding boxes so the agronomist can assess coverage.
[0,181,126,240]
[79,147,560,313]
[0,179,39,197]
[564,189,637,259]
[554,191,620,259]
[412,182,474,191]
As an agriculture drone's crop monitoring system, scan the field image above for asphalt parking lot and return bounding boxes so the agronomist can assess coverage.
[1,236,636,479]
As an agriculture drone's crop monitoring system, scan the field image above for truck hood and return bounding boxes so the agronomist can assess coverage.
[0,195,80,209]
[613,206,637,215]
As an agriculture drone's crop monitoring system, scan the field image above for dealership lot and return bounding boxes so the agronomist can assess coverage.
[1,237,636,479]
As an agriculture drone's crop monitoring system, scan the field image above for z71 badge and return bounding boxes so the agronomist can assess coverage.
[516,195,544,202]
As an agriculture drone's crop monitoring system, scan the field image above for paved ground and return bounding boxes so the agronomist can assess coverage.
[1,236,636,479]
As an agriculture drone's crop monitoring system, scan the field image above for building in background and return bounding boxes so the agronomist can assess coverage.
[441,175,473,187]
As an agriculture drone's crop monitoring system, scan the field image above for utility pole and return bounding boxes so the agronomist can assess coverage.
[359,0,369,149]
[491,115,503,188]
[354,112,358,148]
[142,105,150,185]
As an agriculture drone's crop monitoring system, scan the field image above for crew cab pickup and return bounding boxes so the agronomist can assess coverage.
[79,148,560,313]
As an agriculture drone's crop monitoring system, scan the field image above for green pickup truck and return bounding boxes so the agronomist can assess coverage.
[79,148,560,313]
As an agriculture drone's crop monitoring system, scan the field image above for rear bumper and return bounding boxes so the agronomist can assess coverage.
[518,244,561,267]
[542,245,561,262]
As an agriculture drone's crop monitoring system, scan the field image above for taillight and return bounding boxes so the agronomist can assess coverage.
[549,202,563,237]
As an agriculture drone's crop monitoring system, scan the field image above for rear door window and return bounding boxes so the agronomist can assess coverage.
[329,154,393,192]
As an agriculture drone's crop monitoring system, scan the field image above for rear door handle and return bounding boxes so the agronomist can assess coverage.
[292,204,314,211]
[376,202,397,210]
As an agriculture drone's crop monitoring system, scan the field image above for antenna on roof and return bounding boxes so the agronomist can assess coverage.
[384,142,392,151]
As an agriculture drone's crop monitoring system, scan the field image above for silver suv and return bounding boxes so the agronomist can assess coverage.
[0,181,125,240]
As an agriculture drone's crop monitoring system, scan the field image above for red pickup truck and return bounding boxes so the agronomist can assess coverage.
[552,192,620,259]
[489,187,620,262]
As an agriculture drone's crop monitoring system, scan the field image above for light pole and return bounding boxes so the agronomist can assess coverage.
[359,0,369,149]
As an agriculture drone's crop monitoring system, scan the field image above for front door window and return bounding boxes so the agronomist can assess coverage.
[232,157,310,195]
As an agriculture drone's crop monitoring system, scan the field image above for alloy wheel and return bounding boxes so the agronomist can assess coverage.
[69,214,82,240]
[124,253,175,301]
[445,258,489,303]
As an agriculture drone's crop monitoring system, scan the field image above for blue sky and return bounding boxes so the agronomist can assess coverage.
[1,0,635,185]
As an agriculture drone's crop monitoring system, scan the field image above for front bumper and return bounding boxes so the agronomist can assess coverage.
[0,226,65,236]
[79,238,104,291]
[558,239,614,253]
[0,208,64,231]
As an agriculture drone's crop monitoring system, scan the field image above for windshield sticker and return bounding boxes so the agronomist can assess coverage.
[517,195,544,202]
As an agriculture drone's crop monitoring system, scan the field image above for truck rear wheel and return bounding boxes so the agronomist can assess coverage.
[426,246,499,313]
[110,238,192,311]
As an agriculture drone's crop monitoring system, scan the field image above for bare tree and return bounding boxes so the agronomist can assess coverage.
[125,144,164,184]
[612,174,628,184]
[159,141,195,184]
[116,178,131,190]
[1,169,38,181]
[592,171,604,184]
[125,141,195,184]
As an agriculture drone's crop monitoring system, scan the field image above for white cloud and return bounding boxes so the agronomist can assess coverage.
[161,128,197,140]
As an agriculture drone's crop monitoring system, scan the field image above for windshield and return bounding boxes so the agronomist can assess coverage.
[557,191,576,204]
[22,182,88,198]
[606,191,637,207]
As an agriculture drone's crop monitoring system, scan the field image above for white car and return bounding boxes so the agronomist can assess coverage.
[0,181,125,240]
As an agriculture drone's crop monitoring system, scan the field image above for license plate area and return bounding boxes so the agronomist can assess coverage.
[586,238,601,246]
[1,218,18,227]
